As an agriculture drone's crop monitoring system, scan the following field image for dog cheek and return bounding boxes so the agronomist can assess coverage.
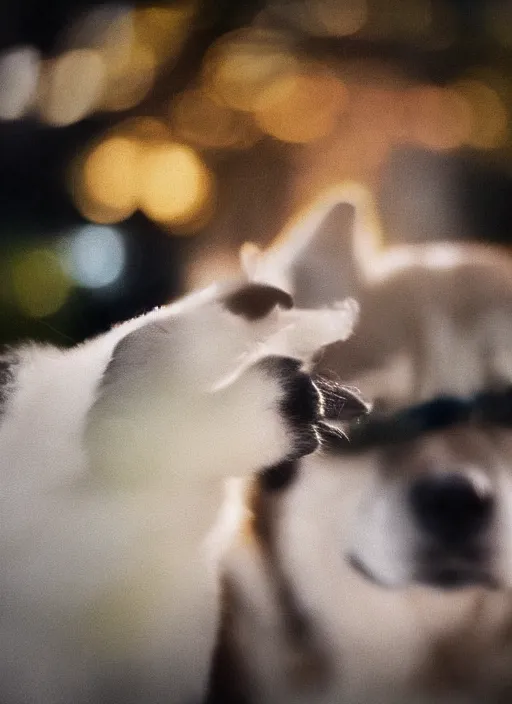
[347,479,417,587]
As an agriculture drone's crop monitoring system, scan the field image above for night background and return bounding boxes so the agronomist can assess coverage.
[1,0,512,346]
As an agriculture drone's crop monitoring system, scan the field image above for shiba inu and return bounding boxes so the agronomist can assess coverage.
[210,186,512,703]
[0,273,361,704]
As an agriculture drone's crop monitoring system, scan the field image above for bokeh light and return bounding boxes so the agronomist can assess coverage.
[453,79,508,150]
[171,88,260,149]
[139,143,212,228]
[72,120,214,232]
[38,49,105,126]
[116,116,174,146]
[0,46,40,120]
[100,40,157,112]
[0,0,510,347]
[306,0,368,36]
[405,85,473,151]
[65,3,133,52]
[77,135,141,223]
[133,4,195,64]
[205,29,300,112]
[254,68,347,143]
[11,249,71,318]
[59,225,126,289]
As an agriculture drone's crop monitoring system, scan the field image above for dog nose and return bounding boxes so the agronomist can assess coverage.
[409,472,494,545]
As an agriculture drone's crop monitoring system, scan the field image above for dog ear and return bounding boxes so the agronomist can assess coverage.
[240,184,380,308]
[223,283,293,321]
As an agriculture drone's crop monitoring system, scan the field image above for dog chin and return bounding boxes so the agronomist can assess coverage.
[414,543,500,590]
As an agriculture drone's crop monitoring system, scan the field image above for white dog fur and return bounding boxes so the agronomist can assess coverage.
[0,274,356,704]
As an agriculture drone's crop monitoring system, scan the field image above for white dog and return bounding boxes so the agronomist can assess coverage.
[0,273,359,704]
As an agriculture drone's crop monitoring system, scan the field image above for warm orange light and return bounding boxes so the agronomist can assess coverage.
[349,85,405,142]
[139,143,213,229]
[100,40,156,112]
[93,4,193,112]
[171,88,260,149]
[454,80,508,149]
[205,29,299,112]
[311,0,368,36]
[133,4,195,64]
[72,195,137,226]
[254,69,347,143]
[406,85,472,150]
[38,49,105,126]
[60,6,154,115]
[79,136,141,223]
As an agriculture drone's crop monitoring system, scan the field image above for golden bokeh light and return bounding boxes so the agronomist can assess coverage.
[275,0,368,37]
[82,7,154,113]
[133,4,195,64]
[310,0,368,36]
[453,79,508,149]
[204,29,300,112]
[117,116,173,144]
[254,69,347,143]
[139,143,212,229]
[38,49,105,126]
[72,195,137,226]
[171,88,260,149]
[349,85,406,143]
[100,40,156,112]
[11,249,71,318]
[61,3,195,116]
[405,85,473,150]
[78,136,141,223]
[72,122,214,232]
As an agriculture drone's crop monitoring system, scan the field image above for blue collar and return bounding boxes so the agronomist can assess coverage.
[321,387,512,453]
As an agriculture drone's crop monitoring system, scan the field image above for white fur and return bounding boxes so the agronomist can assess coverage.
[0,279,355,704]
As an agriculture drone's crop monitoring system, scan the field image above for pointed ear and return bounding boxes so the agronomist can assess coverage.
[240,184,379,308]
[288,199,358,308]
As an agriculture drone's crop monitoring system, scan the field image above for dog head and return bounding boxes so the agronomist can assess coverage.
[244,184,512,592]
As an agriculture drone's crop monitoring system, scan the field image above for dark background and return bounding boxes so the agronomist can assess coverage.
[1,0,511,346]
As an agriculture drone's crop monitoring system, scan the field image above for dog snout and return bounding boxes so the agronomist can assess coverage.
[409,471,494,547]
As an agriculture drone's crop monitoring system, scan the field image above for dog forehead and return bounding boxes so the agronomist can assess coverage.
[382,424,502,473]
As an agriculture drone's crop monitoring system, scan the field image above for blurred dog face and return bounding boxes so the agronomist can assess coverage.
[345,396,512,592]
[245,184,512,595]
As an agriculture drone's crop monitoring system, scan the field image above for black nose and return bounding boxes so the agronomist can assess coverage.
[409,473,494,546]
